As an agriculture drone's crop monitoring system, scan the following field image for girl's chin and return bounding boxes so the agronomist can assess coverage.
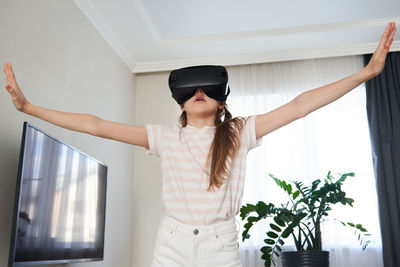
[186,109,218,116]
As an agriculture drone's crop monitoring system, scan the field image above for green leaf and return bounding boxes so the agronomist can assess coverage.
[282,180,287,190]
[262,254,270,260]
[287,184,292,195]
[267,231,279,238]
[264,238,275,245]
[239,204,256,219]
[261,246,272,253]
[281,227,293,238]
[247,216,259,223]
[293,190,300,200]
[326,170,331,179]
[274,217,285,227]
[270,223,281,232]
[311,180,321,191]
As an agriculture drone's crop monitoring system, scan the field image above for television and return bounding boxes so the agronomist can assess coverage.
[8,122,108,266]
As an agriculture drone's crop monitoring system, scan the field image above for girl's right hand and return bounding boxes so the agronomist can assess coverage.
[3,62,30,112]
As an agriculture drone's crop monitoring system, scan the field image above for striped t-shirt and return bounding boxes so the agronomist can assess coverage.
[145,115,262,225]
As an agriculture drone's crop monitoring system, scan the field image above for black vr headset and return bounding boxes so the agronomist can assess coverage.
[168,65,230,105]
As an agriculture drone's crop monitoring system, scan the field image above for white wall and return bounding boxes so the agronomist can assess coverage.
[0,1,136,267]
[132,72,181,267]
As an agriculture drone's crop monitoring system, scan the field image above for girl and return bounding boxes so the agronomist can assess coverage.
[3,22,396,267]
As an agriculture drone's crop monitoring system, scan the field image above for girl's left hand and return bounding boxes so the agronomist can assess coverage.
[365,22,397,77]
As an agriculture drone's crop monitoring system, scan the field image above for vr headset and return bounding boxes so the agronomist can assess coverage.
[168,65,230,105]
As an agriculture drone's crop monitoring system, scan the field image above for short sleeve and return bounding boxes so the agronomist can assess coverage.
[145,124,164,157]
[242,115,262,151]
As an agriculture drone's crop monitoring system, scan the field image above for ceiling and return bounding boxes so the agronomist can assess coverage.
[74,0,400,73]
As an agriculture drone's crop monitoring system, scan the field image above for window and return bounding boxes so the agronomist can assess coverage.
[228,56,383,267]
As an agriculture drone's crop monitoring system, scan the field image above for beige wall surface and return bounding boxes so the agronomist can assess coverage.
[132,72,181,267]
[0,1,136,267]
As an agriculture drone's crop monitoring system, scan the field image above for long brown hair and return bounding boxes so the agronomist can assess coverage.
[180,106,247,191]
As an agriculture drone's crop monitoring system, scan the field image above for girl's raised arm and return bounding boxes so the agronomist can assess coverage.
[255,22,397,139]
[3,62,149,148]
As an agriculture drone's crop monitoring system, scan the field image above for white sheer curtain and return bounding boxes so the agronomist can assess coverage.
[227,56,384,267]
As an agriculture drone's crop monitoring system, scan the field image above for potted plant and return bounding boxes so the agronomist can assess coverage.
[240,171,371,267]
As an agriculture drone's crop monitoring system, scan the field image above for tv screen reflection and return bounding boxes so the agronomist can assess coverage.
[14,124,107,263]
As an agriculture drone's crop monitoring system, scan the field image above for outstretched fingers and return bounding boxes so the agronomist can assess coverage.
[366,22,397,76]
[3,63,28,111]
[379,22,397,50]
[386,23,397,49]
[4,62,12,77]
[3,63,18,90]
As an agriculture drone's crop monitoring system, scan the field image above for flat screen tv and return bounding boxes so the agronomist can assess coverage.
[8,122,107,266]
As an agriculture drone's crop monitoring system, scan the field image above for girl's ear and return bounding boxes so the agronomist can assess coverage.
[219,102,226,109]
[180,104,185,111]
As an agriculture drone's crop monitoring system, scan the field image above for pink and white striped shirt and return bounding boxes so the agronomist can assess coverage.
[145,115,262,225]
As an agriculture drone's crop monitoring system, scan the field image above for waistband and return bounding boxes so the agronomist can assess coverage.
[160,216,240,236]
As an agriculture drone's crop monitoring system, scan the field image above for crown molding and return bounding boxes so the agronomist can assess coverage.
[73,0,399,74]
[160,17,400,45]
[73,0,136,70]
[132,41,400,73]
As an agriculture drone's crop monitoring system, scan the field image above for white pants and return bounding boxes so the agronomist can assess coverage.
[151,216,242,267]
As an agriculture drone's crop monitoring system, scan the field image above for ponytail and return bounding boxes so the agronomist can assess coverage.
[180,106,246,191]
